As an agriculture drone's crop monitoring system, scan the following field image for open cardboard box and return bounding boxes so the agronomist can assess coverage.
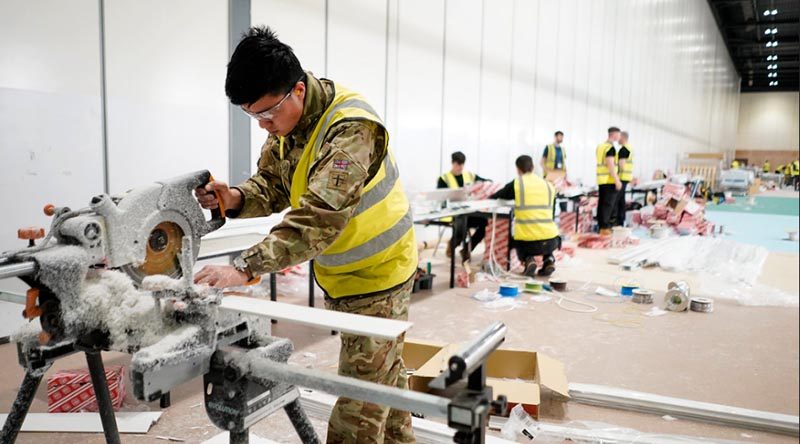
[403,339,569,419]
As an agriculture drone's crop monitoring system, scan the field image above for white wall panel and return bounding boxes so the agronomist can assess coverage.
[327,0,387,119]
[441,0,483,177]
[508,0,539,174]
[389,0,445,193]
[0,0,103,256]
[477,0,514,180]
[104,0,229,193]
[250,0,326,167]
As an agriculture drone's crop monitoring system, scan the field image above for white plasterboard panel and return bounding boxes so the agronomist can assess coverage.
[440,0,482,178]
[249,0,326,169]
[0,412,162,433]
[389,0,445,194]
[553,0,576,136]
[0,0,104,256]
[567,0,591,185]
[103,0,229,193]
[220,296,411,339]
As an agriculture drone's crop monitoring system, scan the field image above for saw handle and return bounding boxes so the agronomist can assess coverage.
[207,174,226,221]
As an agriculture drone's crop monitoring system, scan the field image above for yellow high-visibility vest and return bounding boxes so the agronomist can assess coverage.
[792,161,799,177]
[438,171,475,223]
[596,142,616,185]
[731,160,740,169]
[618,144,634,182]
[440,171,476,189]
[544,144,567,171]
[282,85,417,298]
[513,173,559,241]
[762,161,771,173]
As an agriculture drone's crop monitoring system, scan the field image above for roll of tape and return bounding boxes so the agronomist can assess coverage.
[548,279,567,292]
[632,289,654,304]
[620,285,638,297]
[690,297,714,313]
[524,281,543,294]
[664,287,689,312]
[499,284,519,297]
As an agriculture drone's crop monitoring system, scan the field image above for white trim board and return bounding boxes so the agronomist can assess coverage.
[220,296,412,340]
[0,411,162,433]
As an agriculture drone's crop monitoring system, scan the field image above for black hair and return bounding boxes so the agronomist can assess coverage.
[516,155,534,173]
[608,126,621,133]
[451,151,466,165]
[225,26,305,105]
[554,131,564,136]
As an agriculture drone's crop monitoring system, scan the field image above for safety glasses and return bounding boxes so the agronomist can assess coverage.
[241,77,303,121]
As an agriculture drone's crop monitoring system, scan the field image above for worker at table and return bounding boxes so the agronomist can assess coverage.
[438,151,490,263]
[731,159,740,169]
[792,159,800,190]
[193,26,417,443]
[596,127,622,235]
[613,131,634,227]
[541,131,567,179]
[490,155,560,278]
[762,159,771,174]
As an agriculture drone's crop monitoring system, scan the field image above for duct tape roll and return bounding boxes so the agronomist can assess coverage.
[499,283,519,297]
[632,289,654,304]
[524,281,543,294]
[664,288,689,312]
[690,297,714,313]
[620,285,638,297]
[548,279,567,292]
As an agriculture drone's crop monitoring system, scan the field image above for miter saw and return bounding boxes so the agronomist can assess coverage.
[0,170,225,343]
[0,170,510,444]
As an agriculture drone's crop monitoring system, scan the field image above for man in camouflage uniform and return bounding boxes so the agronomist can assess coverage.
[193,26,416,443]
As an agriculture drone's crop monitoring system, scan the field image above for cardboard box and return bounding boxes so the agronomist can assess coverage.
[47,365,125,413]
[403,340,569,419]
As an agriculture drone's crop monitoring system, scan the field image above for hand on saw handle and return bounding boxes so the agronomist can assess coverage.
[194,180,243,213]
[194,264,260,288]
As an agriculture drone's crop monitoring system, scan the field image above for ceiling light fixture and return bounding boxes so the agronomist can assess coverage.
[771,9,778,15]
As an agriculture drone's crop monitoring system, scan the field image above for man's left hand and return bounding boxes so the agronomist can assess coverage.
[194,265,250,288]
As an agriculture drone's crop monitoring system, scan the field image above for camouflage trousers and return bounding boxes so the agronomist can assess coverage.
[324,277,416,444]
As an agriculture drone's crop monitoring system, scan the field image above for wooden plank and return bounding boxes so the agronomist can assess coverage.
[220,296,412,340]
[0,412,162,433]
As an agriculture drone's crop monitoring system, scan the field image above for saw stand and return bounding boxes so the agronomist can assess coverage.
[0,335,123,444]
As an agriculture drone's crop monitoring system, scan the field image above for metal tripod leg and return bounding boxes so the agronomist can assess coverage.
[284,399,321,444]
[0,366,49,443]
[85,351,121,444]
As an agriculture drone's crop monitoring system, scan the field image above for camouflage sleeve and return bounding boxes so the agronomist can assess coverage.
[231,137,291,218]
[238,121,385,275]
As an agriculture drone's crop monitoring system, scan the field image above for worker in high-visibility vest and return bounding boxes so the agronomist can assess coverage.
[437,151,490,262]
[193,26,417,443]
[784,164,793,187]
[792,160,800,190]
[541,131,567,177]
[490,155,561,277]
[596,127,623,235]
[614,131,634,227]
[731,159,740,169]
[762,160,771,174]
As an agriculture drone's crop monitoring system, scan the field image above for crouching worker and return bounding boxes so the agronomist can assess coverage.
[490,155,561,278]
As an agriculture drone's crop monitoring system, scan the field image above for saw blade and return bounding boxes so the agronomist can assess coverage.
[121,221,184,285]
